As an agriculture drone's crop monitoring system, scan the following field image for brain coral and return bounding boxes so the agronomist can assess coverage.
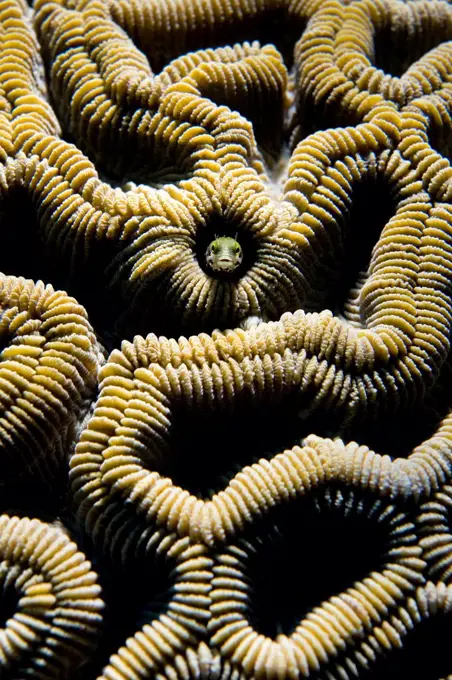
[0,0,451,677]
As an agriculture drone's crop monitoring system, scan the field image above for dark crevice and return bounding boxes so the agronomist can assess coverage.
[345,353,452,458]
[0,475,68,520]
[163,396,344,499]
[243,487,398,638]
[360,614,452,680]
[0,575,19,629]
[328,176,396,320]
[428,122,452,165]
[0,188,117,349]
[119,8,299,75]
[0,320,12,355]
[345,404,443,459]
[56,237,128,344]
[73,516,174,679]
[48,90,199,186]
[373,21,452,78]
[0,189,54,285]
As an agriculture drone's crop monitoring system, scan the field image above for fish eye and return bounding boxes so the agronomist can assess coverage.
[211,243,219,254]
[234,245,241,254]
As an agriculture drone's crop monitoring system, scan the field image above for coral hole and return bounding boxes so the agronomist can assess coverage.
[195,216,258,280]
[244,487,389,638]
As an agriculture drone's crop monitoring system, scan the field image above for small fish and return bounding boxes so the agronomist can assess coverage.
[205,236,243,273]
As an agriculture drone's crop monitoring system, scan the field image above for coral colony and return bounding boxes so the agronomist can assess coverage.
[0,0,451,677]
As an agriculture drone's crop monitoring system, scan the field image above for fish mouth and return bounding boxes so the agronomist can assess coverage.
[216,259,235,270]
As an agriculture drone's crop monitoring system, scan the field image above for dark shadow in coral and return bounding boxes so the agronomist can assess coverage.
[346,403,445,459]
[72,512,175,679]
[58,238,129,348]
[164,395,345,499]
[0,576,19,630]
[326,175,396,320]
[0,475,68,523]
[195,73,287,165]
[357,613,452,680]
[242,487,395,638]
[51,105,204,187]
[0,318,13,355]
[427,119,452,166]
[345,352,452,458]
[0,187,54,285]
[0,185,118,350]
[373,21,452,78]
[120,6,300,74]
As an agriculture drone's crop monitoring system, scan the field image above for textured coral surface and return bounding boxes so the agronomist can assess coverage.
[0,0,452,677]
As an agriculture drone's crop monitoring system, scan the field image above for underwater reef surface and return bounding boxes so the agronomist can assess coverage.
[0,0,452,676]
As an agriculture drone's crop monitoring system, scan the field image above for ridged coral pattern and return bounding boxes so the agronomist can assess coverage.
[0,0,450,677]
[0,515,103,678]
[0,274,102,483]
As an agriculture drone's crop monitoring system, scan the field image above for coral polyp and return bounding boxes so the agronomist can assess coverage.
[0,0,451,676]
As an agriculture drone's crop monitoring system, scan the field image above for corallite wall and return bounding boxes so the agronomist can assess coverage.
[0,0,451,677]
